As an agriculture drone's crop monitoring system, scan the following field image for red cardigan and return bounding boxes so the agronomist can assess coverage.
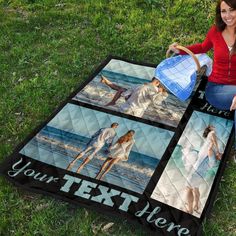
[180,25,236,85]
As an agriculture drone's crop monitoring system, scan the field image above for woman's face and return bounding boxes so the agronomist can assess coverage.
[220,1,236,28]
[209,125,215,131]
[128,131,135,137]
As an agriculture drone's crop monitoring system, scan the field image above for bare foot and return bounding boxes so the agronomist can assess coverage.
[105,101,116,106]
[193,200,201,214]
[193,206,201,214]
[67,162,74,171]
[185,202,193,214]
[95,173,101,180]
[100,75,109,84]
[186,208,193,214]
[216,152,222,160]
[67,156,81,171]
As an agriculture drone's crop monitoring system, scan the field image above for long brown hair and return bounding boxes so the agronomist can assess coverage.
[117,130,135,144]
[215,0,236,54]
[152,77,167,94]
[203,125,214,138]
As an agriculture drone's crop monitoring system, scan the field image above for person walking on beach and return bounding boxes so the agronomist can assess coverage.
[185,125,222,214]
[96,130,135,180]
[66,123,119,173]
[100,75,167,117]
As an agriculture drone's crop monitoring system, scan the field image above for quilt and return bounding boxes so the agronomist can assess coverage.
[0,56,234,236]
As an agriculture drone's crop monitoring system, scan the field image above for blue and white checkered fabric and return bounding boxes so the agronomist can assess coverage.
[155,54,212,101]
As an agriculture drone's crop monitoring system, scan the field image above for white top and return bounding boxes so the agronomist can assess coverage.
[109,138,135,161]
[90,128,116,148]
[197,130,215,164]
[185,130,218,187]
[190,130,216,174]
[228,46,233,51]
[182,146,198,172]
[119,84,160,117]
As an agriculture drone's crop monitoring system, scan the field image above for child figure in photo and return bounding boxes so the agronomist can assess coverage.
[185,125,222,214]
[66,123,119,173]
[100,75,167,117]
[96,130,135,180]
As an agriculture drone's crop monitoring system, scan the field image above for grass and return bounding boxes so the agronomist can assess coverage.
[0,0,235,235]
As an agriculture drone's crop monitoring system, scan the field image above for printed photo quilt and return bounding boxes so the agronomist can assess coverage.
[0,56,234,236]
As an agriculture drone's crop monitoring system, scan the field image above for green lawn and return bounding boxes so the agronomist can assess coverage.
[0,0,235,235]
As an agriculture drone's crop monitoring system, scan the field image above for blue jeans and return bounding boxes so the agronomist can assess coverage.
[205,81,235,148]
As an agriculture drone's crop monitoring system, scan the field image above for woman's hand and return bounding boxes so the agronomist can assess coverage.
[216,152,222,160]
[230,96,236,111]
[168,42,180,54]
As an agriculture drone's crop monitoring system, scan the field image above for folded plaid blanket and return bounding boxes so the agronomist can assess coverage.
[155,54,212,101]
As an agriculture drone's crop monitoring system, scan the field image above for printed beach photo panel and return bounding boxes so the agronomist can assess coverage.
[151,111,233,217]
[73,59,197,128]
[20,103,174,194]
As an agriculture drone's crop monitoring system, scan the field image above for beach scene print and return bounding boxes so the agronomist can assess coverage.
[151,111,233,217]
[73,59,198,127]
[20,104,174,194]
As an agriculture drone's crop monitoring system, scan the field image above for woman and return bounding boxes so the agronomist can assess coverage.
[169,0,236,161]
[185,125,222,214]
[95,130,135,180]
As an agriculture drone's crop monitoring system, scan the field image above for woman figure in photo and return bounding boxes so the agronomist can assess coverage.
[100,75,167,117]
[169,0,236,162]
[185,125,222,214]
[96,130,135,180]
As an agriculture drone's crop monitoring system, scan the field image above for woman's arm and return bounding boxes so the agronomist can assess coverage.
[182,36,213,54]
[124,140,135,160]
[169,26,215,54]
[211,131,222,160]
[212,132,219,152]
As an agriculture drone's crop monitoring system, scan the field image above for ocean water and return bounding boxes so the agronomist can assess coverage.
[41,126,159,168]
[99,69,149,88]
[20,125,160,193]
